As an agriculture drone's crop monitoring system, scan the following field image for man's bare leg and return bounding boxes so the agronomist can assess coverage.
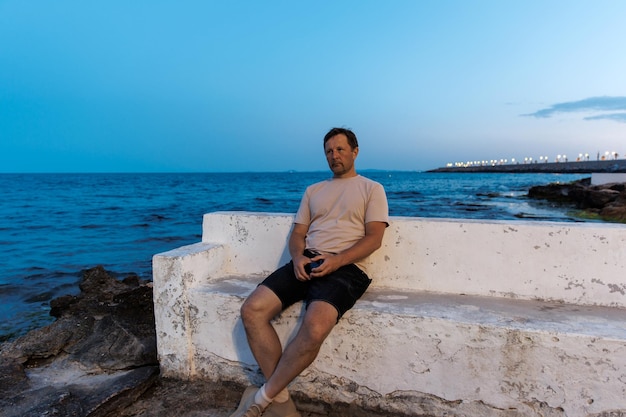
[240,285,285,379]
[262,300,338,399]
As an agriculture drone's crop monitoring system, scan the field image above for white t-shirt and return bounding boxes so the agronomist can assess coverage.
[294,175,389,273]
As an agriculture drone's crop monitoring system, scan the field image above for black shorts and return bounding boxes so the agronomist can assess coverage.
[260,255,372,321]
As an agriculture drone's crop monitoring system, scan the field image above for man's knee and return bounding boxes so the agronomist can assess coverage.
[239,297,253,323]
[240,297,262,325]
[300,304,337,345]
[240,286,281,324]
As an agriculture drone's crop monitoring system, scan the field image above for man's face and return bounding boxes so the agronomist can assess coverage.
[324,134,358,178]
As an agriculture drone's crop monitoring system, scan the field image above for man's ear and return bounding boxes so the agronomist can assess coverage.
[353,147,359,158]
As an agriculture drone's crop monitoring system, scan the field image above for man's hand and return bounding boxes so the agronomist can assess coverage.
[294,253,329,281]
[308,254,336,278]
[289,223,310,281]
[293,253,313,281]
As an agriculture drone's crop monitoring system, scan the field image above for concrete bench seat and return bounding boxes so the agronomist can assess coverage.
[199,274,626,340]
[153,211,626,417]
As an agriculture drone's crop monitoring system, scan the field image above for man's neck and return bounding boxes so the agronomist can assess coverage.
[333,171,358,179]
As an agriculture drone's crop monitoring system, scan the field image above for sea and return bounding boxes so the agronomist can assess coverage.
[0,171,591,342]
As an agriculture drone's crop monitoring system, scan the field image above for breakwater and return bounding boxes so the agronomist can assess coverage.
[428,159,626,173]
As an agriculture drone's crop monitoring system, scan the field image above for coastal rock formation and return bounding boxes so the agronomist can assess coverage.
[527,177,626,222]
[0,266,159,417]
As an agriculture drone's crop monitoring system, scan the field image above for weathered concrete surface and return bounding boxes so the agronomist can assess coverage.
[0,266,159,417]
[181,277,626,417]
[191,212,626,307]
[153,212,626,417]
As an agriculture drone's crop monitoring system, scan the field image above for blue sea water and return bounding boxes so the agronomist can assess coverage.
[0,171,589,342]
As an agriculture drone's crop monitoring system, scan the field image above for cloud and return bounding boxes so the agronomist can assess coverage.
[524,96,626,123]
[584,112,626,122]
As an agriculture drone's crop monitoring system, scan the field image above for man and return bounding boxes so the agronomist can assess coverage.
[230,127,389,417]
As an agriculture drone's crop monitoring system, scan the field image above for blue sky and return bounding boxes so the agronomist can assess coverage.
[1,1,626,173]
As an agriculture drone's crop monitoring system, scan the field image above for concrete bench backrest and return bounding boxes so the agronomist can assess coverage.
[202,211,626,308]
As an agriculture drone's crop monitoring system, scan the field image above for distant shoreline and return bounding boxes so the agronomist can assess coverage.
[427,159,626,173]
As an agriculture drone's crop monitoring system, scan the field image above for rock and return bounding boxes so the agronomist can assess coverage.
[527,178,589,201]
[528,178,626,222]
[0,266,159,417]
[600,202,626,222]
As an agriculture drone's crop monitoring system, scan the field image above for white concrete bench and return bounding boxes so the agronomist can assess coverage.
[153,211,626,417]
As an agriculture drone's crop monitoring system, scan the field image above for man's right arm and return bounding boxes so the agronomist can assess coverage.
[289,223,310,281]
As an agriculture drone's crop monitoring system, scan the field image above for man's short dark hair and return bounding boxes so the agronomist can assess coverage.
[323,127,359,150]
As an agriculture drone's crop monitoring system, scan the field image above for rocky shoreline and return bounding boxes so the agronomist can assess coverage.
[0,267,161,417]
[528,177,626,222]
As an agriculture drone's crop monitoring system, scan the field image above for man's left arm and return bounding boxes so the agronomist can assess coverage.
[309,221,387,277]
